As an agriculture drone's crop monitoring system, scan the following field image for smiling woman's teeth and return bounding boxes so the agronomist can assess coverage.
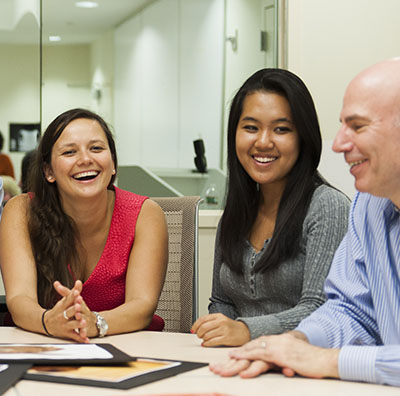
[74,171,98,180]
[254,156,276,163]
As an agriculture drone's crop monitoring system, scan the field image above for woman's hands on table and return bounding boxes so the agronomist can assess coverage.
[42,280,97,343]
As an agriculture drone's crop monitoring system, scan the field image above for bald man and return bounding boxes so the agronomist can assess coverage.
[210,58,400,386]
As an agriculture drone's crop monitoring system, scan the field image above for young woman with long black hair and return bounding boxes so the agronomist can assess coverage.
[192,69,349,347]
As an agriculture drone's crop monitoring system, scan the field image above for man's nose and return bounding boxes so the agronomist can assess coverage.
[332,125,353,153]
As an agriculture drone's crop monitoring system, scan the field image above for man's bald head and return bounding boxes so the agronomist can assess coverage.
[346,58,400,117]
[333,58,400,205]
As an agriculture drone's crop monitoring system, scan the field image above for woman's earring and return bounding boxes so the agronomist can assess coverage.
[256,183,260,191]
[47,176,54,182]
[112,169,116,175]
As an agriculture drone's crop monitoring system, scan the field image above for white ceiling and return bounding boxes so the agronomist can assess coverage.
[0,0,155,45]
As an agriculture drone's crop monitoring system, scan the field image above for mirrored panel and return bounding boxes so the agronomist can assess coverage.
[41,0,227,174]
[41,0,153,128]
[0,0,41,181]
[40,0,283,205]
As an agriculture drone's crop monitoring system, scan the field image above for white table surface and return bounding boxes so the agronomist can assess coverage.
[1,327,398,396]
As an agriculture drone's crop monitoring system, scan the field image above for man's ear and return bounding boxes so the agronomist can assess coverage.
[44,164,55,183]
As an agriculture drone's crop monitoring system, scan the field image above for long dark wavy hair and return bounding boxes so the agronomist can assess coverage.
[220,68,325,274]
[28,108,118,308]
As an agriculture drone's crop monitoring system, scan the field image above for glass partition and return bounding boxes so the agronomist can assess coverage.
[0,0,41,182]
[41,0,154,129]
[0,0,283,195]
[38,0,284,205]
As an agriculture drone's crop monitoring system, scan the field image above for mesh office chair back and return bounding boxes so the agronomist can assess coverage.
[152,196,201,333]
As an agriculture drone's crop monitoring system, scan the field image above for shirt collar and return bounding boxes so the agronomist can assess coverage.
[390,201,400,220]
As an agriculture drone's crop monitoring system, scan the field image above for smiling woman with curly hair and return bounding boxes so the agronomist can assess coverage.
[0,108,168,342]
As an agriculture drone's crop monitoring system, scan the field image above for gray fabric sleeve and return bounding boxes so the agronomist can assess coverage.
[208,221,239,319]
[238,187,350,339]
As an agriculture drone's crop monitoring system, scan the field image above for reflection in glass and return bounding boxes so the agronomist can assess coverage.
[0,0,41,181]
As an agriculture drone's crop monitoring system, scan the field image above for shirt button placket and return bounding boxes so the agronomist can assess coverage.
[250,252,256,296]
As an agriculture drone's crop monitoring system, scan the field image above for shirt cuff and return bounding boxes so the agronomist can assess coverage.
[296,322,330,348]
[338,345,377,384]
[237,316,281,339]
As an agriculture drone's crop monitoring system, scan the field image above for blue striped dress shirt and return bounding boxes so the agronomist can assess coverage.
[297,192,400,386]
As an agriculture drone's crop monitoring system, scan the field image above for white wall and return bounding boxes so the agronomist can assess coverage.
[114,0,224,169]
[0,41,109,182]
[198,210,222,317]
[224,0,264,105]
[90,30,115,125]
[42,44,91,129]
[222,0,265,169]
[0,44,40,182]
[287,0,400,199]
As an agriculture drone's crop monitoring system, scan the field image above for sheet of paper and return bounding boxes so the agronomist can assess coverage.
[0,344,113,360]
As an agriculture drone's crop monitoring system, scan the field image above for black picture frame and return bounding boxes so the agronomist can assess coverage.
[9,123,40,152]
[0,363,32,396]
[24,358,206,390]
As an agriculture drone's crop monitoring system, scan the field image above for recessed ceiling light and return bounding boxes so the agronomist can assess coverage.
[49,35,61,42]
[75,1,99,8]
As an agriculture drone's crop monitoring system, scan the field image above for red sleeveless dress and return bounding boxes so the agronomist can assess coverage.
[80,186,164,331]
[4,187,164,331]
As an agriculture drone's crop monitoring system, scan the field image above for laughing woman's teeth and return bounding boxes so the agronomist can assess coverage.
[254,156,276,163]
[74,171,99,180]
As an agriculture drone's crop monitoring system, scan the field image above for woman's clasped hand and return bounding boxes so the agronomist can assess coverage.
[191,313,250,347]
[41,281,91,343]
